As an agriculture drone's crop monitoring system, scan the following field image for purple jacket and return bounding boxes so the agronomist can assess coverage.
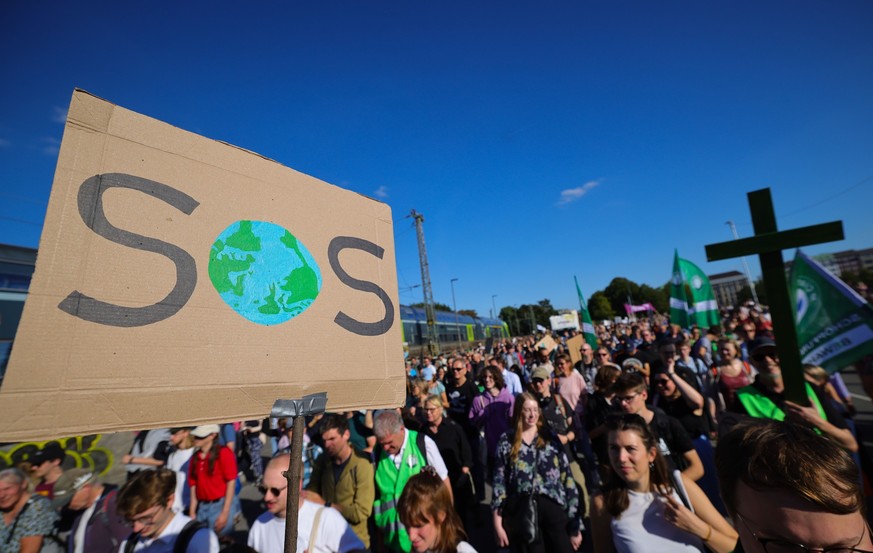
[469,387,515,457]
[67,486,131,553]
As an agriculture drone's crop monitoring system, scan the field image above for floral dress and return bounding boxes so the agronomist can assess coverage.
[0,494,58,553]
[492,430,581,532]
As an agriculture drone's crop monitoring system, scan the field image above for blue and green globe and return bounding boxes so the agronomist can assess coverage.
[208,220,322,325]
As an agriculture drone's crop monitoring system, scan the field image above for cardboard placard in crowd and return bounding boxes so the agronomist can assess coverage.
[0,89,405,442]
[566,334,585,366]
[535,334,557,355]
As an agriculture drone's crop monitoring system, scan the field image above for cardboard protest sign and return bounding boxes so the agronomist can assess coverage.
[535,334,557,355]
[0,90,405,442]
[566,334,585,366]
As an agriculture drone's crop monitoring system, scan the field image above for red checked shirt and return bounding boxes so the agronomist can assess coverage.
[188,446,237,501]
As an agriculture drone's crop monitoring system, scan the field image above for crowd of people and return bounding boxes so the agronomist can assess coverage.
[1,302,871,552]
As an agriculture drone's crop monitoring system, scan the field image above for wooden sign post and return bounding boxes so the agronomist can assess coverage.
[705,188,844,404]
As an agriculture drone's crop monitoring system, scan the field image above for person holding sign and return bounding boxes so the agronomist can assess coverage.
[726,337,857,452]
[248,454,364,553]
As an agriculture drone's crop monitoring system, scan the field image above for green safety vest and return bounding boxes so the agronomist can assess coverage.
[373,430,427,553]
[736,382,827,434]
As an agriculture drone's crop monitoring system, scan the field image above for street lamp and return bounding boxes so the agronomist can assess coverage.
[450,278,459,348]
[726,220,760,305]
[491,295,498,320]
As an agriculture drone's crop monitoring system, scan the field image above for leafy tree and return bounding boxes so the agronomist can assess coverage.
[736,279,768,306]
[588,291,614,321]
[500,300,558,335]
[640,284,668,313]
[603,278,641,315]
[837,269,873,290]
[458,309,479,318]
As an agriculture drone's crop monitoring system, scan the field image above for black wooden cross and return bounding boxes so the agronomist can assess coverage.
[705,188,844,404]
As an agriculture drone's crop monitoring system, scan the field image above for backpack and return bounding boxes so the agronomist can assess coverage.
[124,519,208,553]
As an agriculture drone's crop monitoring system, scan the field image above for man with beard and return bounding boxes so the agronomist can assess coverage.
[305,415,375,548]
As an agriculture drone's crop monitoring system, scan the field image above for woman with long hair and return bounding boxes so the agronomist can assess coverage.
[715,338,751,412]
[591,414,736,552]
[398,468,477,553]
[188,424,240,539]
[492,392,582,553]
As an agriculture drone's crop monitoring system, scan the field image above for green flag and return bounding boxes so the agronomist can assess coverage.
[790,249,873,374]
[670,250,691,328]
[575,276,599,348]
[679,257,720,329]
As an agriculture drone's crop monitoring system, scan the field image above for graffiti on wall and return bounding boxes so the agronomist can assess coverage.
[0,435,114,475]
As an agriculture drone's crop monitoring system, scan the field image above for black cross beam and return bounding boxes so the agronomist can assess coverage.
[705,188,844,404]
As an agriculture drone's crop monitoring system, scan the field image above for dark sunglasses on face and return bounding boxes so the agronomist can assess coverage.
[531,378,545,385]
[258,485,287,497]
[655,378,670,385]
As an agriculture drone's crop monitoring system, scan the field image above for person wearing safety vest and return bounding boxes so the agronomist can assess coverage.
[728,336,857,453]
[372,409,452,553]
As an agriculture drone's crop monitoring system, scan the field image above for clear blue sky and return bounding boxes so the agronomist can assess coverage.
[2,1,872,318]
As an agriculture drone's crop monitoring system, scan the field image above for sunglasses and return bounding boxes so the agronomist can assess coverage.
[531,378,546,384]
[258,485,287,497]
[655,378,670,386]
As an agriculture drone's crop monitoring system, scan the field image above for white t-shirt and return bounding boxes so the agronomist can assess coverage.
[387,431,449,480]
[165,446,195,513]
[73,502,97,553]
[247,500,366,553]
[611,490,704,553]
[118,512,219,553]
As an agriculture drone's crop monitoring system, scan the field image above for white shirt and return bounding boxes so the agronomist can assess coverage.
[247,500,365,553]
[502,369,523,395]
[165,446,195,513]
[73,502,97,553]
[119,512,219,553]
[387,430,449,480]
[611,490,704,553]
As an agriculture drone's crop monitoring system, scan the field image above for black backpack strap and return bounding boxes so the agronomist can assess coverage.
[415,431,429,466]
[173,519,208,553]
[124,532,140,553]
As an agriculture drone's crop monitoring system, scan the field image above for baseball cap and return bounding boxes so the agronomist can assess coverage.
[191,424,221,438]
[750,336,776,354]
[531,366,551,381]
[30,441,66,466]
[51,468,96,509]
